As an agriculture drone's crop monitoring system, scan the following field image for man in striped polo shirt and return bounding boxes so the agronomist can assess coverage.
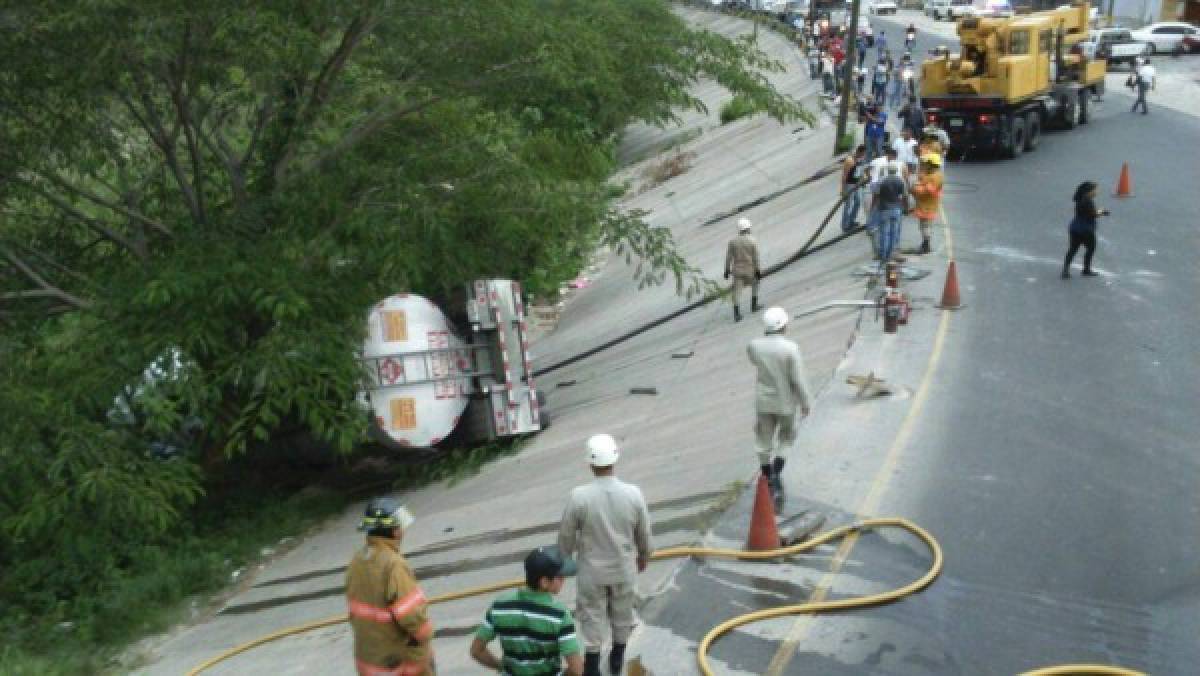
[470,545,584,675]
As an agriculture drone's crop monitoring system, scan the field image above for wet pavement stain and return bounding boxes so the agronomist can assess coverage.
[231,496,729,614]
[252,489,726,590]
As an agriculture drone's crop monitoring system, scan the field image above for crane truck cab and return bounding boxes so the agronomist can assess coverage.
[919,1,1105,159]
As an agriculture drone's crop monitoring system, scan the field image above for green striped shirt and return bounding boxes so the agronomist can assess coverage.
[475,588,581,676]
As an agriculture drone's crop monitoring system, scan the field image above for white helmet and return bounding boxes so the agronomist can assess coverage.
[763,306,789,331]
[586,434,620,467]
[737,218,753,232]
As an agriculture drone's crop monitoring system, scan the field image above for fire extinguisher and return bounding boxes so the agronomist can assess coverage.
[884,291,904,334]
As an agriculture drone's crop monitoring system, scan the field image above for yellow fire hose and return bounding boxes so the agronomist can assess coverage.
[187,517,1143,676]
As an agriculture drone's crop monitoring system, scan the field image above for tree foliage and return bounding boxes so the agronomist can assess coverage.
[0,0,805,661]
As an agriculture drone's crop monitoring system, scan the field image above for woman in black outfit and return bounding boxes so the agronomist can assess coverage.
[1062,181,1109,279]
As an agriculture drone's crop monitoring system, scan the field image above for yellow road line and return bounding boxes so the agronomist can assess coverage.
[763,206,956,675]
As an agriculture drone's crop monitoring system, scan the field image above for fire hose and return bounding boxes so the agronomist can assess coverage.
[186,516,1144,676]
[187,167,1144,676]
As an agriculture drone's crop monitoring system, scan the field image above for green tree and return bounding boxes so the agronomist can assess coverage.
[0,0,807,661]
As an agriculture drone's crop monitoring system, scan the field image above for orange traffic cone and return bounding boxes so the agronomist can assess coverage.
[746,474,781,551]
[1114,162,1133,198]
[936,261,963,310]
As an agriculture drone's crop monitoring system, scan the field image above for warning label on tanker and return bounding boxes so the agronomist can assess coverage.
[383,310,408,342]
[390,397,416,430]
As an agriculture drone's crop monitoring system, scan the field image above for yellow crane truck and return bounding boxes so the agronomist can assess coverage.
[920,2,1106,158]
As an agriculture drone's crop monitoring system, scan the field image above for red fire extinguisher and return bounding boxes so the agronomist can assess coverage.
[884,291,903,334]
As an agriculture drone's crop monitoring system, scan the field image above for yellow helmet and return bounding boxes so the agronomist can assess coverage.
[921,153,943,167]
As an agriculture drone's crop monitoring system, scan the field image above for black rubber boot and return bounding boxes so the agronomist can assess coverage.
[751,296,760,312]
[609,643,626,675]
[920,238,931,254]
[584,652,602,676]
[772,456,785,476]
[733,305,742,322]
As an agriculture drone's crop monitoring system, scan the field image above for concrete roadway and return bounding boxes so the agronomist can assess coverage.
[637,14,1200,676]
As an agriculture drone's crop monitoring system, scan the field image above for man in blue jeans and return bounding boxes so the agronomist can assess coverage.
[864,104,887,161]
[841,145,867,232]
[874,164,909,264]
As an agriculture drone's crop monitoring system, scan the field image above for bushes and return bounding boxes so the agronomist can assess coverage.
[720,94,761,124]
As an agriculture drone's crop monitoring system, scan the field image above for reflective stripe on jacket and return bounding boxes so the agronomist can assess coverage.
[345,537,434,676]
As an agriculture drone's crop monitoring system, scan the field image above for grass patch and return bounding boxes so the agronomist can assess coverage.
[719,94,759,125]
[639,149,697,192]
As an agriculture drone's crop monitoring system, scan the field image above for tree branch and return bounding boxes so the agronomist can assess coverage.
[17,179,146,258]
[0,245,91,310]
[167,23,208,224]
[35,171,173,238]
[284,56,541,182]
[271,14,376,186]
[127,68,203,224]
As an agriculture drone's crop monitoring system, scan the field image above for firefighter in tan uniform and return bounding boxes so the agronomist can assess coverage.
[747,307,813,498]
[724,218,762,322]
[558,434,653,676]
[345,497,435,676]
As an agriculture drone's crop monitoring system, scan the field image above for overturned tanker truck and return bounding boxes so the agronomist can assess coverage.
[359,279,544,452]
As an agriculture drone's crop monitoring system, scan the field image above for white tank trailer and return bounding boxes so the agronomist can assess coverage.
[360,279,543,450]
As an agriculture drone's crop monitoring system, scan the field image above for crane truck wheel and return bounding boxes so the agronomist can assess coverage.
[1077,91,1090,125]
[1024,112,1041,151]
[1006,117,1026,159]
[1061,96,1078,130]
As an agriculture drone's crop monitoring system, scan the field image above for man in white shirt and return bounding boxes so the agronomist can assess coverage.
[890,128,919,181]
[559,434,653,676]
[1132,58,1155,114]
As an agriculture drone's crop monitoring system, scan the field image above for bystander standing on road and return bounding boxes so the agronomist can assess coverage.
[856,65,868,96]
[747,307,813,500]
[889,59,907,109]
[725,218,762,322]
[856,33,867,68]
[871,57,889,105]
[874,164,910,264]
[891,127,919,181]
[345,497,435,676]
[1062,181,1109,279]
[900,96,925,137]
[1131,58,1156,114]
[558,434,653,676]
[842,145,868,233]
[875,29,888,55]
[922,124,950,161]
[911,153,944,255]
[864,102,888,160]
[807,44,820,80]
[821,51,836,97]
[470,545,584,676]
[865,146,902,257]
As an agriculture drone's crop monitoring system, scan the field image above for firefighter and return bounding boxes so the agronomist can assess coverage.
[911,153,944,255]
[747,307,813,498]
[724,218,762,323]
[558,434,653,676]
[345,497,435,676]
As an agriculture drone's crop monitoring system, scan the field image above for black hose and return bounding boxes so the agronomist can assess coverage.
[533,176,862,379]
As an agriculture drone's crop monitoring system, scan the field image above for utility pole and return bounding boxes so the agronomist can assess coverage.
[835,0,865,156]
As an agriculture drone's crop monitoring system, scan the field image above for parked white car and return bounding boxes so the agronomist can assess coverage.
[869,0,898,15]
[1131,22,1200,55]
[925,0,976,20]
[1079,28,1150,68]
